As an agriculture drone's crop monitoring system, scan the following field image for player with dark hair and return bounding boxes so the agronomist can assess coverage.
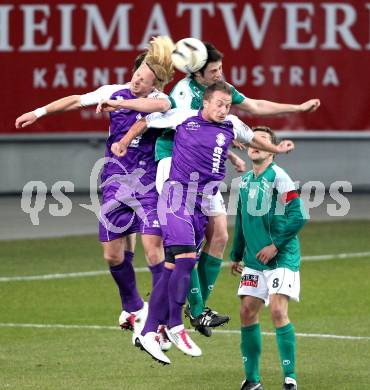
[111,81,295,364]
[154,42,320,337]
[230,126,308,390]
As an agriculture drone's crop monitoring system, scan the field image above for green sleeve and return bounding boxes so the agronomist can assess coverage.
[273,197,308,251]
[230,85,246,105]
[230,197,246,262]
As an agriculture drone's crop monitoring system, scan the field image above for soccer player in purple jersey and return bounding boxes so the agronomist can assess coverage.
[110,81,295,364]
[15,37,175,344]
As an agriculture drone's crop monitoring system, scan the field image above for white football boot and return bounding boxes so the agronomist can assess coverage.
[118,302,149,345]
[157,325,172,351]
[135,332,171,365]
[166,324,202,357]
[118,310,135,330]
[131,302,149,345]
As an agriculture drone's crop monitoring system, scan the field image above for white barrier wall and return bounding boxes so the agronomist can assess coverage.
[0,132,369,194]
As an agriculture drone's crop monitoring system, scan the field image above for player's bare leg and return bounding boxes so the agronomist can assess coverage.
[141,234,164,288]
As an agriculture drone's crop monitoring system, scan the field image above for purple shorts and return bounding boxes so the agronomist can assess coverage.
[158,183,209,249]
[99,181,161,242]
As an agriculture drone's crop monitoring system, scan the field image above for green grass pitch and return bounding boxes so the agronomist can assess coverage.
[1,221,370,389]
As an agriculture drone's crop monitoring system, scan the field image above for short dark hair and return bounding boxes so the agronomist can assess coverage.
[203,81,232,101]
[252,126,279,145]
[132,52,146,72]
[198,42,223,75]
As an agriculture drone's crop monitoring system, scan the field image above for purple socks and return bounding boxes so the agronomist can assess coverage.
[141,267,173,335]
[149,261,164,288]
[168,258,197,329]
[109,250,143,313]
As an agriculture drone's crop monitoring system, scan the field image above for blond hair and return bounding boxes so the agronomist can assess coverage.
[144,36,175,90]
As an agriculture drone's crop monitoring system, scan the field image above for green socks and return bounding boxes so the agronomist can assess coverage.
[187,252,223,317]
[197,252,223,303]
[276,323,296,380]
[186,268,204,317]
[241,323,262,383]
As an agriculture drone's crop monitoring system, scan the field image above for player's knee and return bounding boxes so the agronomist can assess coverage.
[270,307,288,325]
[215,227,228,245]
[208,229,228,253]
[103,251,122,266]
[145,247,162,266]
[240,304,257,323]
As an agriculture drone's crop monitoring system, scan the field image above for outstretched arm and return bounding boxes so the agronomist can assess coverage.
[15,95,82,128]
[227,150,247,173]
[97,97,170,114]
[236,97,320,116]
[249,133,295,154]
[111,118,148,157]
[232,117,295,154]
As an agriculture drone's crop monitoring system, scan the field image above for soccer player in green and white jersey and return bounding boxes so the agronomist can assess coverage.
[155,42,319,337]
[230,127,308,390]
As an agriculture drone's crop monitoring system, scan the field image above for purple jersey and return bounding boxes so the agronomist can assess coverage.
[146,109,254,194]
[102,86,168,193]
[79,83,168,240]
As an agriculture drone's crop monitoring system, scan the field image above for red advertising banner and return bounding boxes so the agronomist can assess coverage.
[1,0,369,133]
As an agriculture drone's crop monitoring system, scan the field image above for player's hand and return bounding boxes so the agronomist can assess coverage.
[233,155,247,173]
[276,140,295,154]
[15,112,37,128]
[256,244,278,264]
[232,140,248,151]
[111,142,128,157]
[230,261,243,276]
[96,99,122,114]
[299,99,320,113]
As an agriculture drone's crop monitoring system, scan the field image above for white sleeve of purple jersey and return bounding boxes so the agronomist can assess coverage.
[80,84,129,107]
[147,90,171,105]
[227,115,255,143]
[146,108,196,129]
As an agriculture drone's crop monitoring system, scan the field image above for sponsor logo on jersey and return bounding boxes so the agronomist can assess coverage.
[216,132,226,146]
[129,135,142,148]
[186,121,200,130]
[240,273,259,288]
[212,146,223,173]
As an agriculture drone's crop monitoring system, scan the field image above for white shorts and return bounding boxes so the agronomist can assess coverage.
[156,157,172,194]
[156,156,227,216]
[206,190,227,216]
[237,266,300,305]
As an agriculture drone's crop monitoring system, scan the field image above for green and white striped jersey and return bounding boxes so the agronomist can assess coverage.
[154,76,246,161]
[230,162,307,272]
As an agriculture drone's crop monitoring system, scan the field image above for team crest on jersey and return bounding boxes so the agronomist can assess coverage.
[240,274,259,288]
[216,133,226,146]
